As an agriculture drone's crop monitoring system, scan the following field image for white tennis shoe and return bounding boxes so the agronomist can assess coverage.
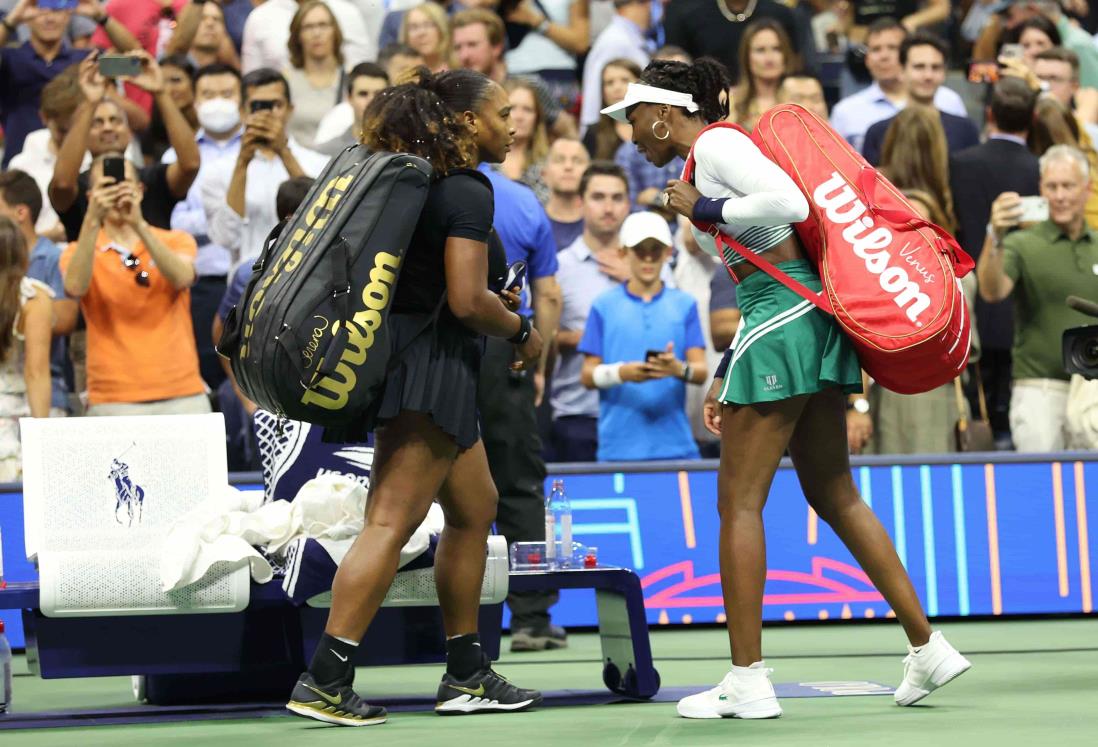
[677,662,783,719]
[894,631,971,706]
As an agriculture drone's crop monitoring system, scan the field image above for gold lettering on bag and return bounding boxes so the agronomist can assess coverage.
[300,251,401,410]
[239,173,356,357]
[301,316,330,368]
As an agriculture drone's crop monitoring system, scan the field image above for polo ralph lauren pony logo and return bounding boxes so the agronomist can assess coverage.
[109,442,145,527]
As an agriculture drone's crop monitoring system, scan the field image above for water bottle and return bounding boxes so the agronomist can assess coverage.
[547,480,573,569]
[544,485,556,568]
[0,619,11,714]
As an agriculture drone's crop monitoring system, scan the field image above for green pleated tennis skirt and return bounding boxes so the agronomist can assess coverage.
[718,259,862,405]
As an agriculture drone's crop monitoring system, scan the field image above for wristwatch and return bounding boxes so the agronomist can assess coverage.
[536,18,551,35]
[850,397,870,414]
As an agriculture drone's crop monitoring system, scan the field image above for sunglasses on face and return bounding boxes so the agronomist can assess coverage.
[122,253,151,287]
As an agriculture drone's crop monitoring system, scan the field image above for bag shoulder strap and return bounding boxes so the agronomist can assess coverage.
[682,121,834,315]
[713,232,835,315]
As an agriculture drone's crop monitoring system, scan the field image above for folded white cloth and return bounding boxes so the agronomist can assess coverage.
[160,474,444,592]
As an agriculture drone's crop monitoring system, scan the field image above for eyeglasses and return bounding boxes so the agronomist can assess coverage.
[122,253,151,287]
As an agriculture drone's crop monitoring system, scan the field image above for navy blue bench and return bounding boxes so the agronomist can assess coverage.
[0,566,659,705]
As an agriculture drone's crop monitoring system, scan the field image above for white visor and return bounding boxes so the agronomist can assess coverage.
[600,83,700,123]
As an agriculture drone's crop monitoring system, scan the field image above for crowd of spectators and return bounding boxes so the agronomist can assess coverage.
[3,0,1098,480]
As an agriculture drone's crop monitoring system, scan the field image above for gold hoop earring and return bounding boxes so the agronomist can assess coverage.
[652,120,671,141]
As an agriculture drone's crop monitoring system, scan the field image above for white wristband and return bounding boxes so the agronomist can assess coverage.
[593,362,624,389]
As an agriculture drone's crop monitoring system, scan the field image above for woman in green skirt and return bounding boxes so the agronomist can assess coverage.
[600,58,970,719]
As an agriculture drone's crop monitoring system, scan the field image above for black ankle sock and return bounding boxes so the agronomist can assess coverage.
[446,633,486,680]
[308,633,358,687]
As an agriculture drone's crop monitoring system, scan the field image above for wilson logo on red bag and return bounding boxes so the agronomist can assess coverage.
[683,105,974,395]
[811,171,934,326]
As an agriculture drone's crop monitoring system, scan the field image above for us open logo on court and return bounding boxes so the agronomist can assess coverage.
[109,442,145,528]
[812,172,933,327]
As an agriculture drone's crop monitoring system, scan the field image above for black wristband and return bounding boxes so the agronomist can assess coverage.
[714,347,733,379]
[507,313,531,345]
[693,197,730,225]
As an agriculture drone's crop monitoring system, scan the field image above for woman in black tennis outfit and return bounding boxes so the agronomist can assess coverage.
[287,68,544,727]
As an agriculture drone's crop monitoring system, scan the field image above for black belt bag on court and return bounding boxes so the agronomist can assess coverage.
[217,148,433,427]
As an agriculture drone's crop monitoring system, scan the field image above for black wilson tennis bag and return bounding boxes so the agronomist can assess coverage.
[218,147,432,426]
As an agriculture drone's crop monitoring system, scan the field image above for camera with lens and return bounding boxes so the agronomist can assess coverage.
[1064,296,1098,380]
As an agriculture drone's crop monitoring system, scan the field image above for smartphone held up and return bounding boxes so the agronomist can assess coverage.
[1018,196,1049,224]
[98,55,142,79]
[967,44,1024,86]
[103,156,126,184]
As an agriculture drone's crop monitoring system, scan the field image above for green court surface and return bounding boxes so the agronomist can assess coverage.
[3,618,1097,746]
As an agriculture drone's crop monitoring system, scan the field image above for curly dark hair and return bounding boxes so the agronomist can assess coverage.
[639,57,733,124]
[360,67,493,176]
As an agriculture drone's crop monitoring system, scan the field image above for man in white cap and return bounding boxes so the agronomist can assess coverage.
[578,210,708,462]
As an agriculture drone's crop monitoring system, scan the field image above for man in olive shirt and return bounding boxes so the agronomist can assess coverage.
[979,144,1098,451]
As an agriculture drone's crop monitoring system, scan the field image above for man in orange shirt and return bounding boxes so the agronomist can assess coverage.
[60,153,209,416]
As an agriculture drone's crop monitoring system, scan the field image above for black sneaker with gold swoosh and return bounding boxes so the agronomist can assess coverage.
[435,666,543,715]
[286,672,388,726]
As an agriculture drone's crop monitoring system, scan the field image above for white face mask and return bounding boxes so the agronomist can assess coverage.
[197,97,241,135]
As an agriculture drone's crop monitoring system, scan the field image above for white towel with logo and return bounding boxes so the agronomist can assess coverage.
[159,473,441,592]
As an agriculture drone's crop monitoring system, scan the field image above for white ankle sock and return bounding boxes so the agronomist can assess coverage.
[732,661,767,676]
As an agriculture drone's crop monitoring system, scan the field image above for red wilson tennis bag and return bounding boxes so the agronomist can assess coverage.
[682,106,974,395]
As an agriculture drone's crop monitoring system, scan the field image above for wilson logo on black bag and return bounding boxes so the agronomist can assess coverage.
[217,149,435,427]
[302,250,400,410]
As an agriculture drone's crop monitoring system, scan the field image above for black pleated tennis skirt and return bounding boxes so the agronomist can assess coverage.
[361,312,484,449]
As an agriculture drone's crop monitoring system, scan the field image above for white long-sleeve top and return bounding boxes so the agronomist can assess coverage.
[686,127,809,267]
